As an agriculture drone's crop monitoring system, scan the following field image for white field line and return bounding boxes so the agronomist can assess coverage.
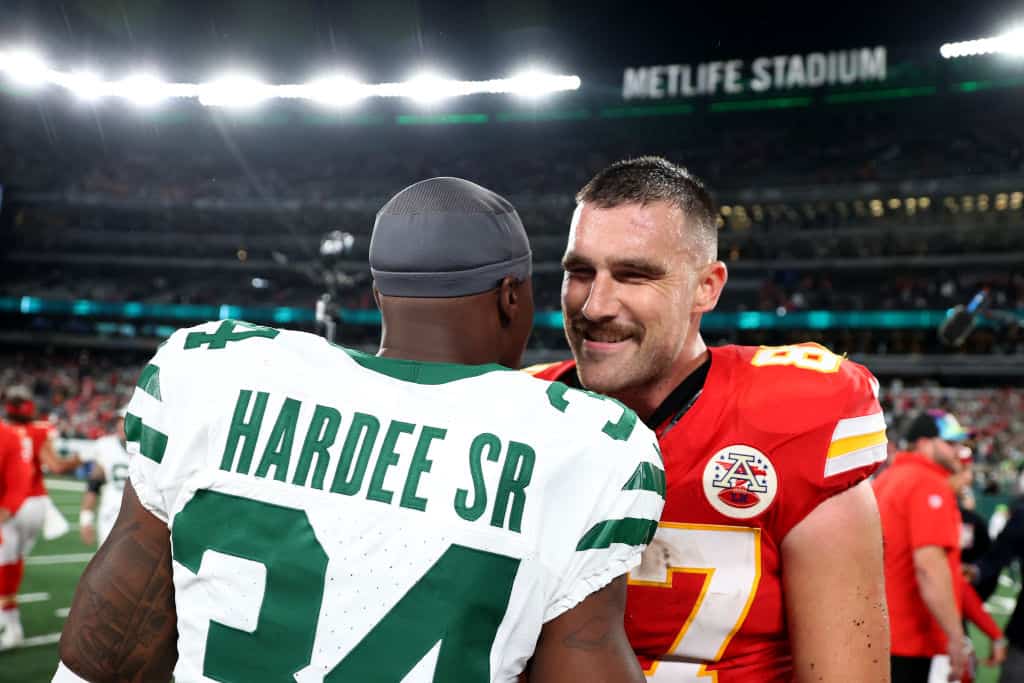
[44,479,87,492]
[25,553,93,565]
[16,631,61,648]
[15,592,50,604]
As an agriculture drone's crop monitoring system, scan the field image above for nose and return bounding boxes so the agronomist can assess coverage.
[581,273,621,322]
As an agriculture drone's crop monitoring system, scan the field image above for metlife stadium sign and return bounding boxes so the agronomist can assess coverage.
[621,47,887,100]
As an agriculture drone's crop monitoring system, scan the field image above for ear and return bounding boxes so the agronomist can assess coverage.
[496,276,520,328]
[693,261,728,313]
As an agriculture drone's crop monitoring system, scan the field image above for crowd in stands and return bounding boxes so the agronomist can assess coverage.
[2,96,1023,204]
[0,349,137,440]
[2,349,1021,490]
[884,385,1024,494]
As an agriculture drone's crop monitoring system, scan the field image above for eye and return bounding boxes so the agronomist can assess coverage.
[616,270,652,282]
[564,265,594,279]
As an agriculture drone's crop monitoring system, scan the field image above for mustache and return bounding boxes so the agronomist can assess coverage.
[568,317,641,339]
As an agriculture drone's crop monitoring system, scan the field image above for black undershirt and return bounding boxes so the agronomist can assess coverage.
[559,354,712,433]
[644,354,712,435]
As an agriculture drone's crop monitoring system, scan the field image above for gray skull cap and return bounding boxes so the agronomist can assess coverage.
[369,177,532,297]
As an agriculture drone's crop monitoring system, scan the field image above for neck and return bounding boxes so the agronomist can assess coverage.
[377,298,501,366]
[609,331,709,421]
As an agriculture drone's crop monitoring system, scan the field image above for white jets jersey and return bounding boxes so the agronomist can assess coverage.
[88,435,130,541]
[125,320,665,683]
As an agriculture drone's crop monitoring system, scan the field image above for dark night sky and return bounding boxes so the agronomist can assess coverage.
[0,0,1021,80]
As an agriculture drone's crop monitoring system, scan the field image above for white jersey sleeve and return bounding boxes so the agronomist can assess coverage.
[125,321,275,522]
[534,382,665,622]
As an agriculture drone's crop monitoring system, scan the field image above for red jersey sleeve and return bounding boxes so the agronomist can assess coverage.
[961,575,1003,641]
[738,345,888,538]
[906,480,960,551]
[0,426,31,515]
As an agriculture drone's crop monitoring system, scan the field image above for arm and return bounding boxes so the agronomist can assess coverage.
[40,437,81,475]
[79,466,105,546]
[58,481,177,682]
[913,545,967,677]
[959,574,1008,667]
[782,480,890,683]
[525,576,643,683]
[961,575,1002,641]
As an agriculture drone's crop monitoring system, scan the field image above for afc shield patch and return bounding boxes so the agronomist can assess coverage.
[702,444,779,519]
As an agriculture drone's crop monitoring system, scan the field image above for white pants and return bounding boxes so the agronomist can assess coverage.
[0,495,48,563]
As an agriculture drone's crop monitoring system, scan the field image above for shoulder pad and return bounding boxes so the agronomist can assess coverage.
[737,344,877,435]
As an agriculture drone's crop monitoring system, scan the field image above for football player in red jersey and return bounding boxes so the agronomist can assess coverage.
[529,157,889,681]
[0,412,33,649]
[0,387,79,648]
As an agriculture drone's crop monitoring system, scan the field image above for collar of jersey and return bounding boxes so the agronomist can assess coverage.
[341,347,515,385]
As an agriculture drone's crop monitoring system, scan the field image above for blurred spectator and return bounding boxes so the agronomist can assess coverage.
[873,411,972,682]
[973,503,1024,682]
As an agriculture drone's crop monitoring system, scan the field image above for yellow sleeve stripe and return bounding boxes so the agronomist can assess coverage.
[831,411,886,441]
[824,443,887,477]
[827,429,888,459]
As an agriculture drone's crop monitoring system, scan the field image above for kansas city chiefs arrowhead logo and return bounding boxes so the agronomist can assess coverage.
[703,444,778,519]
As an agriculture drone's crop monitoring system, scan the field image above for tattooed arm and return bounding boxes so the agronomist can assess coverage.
[526,576,644,683]
[58,481,177,683]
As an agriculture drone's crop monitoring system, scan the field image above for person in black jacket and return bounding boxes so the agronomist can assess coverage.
[973,501,1024,682]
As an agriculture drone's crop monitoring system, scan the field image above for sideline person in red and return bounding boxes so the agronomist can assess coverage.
[0,417,31,649]
[873,410,971,682]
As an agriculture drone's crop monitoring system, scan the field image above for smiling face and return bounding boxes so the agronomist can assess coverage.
[561,200,711,397]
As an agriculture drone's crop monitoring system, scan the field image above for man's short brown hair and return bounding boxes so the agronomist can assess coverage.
[576,156,718,259]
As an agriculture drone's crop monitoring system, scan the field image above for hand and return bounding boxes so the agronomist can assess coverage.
[80,524,96,546]
[963,563,980,583]
[947,633,969,682]
[986,639,1009,667]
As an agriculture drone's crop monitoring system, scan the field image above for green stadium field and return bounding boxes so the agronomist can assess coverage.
[2,480,1017,682]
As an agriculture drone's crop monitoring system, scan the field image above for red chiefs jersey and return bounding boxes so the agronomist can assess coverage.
[0,421,32,515]
[529,343,886,681]
[8,419,56,497]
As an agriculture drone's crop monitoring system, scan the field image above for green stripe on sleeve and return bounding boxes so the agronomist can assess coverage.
[136,363,163,401]
[621,462,666,497]
[576,518,658,551]
[125,412,169,464]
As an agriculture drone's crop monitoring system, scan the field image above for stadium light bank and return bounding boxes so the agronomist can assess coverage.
[940,28,1024,58]
[0,49,581,107]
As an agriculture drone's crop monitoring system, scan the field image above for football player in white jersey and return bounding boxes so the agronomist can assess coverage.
[55,178,666,683]
[78,410,130,547]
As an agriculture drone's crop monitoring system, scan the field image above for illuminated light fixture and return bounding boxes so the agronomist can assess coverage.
[61,70,107,101]
[503,70,582,98]
[721,205,732,216]
[303,74,365,107]
[0,48,52,87]
[940,28,1024,58]
[0,45,582,105]
[198,74,272,108]
[888,198,901,209]
[398,72,460,103]
[114,73,171,106]
[373,70,581,101]
[918,196,931,209]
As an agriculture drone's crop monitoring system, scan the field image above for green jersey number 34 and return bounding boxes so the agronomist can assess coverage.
[172,490,520,682]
